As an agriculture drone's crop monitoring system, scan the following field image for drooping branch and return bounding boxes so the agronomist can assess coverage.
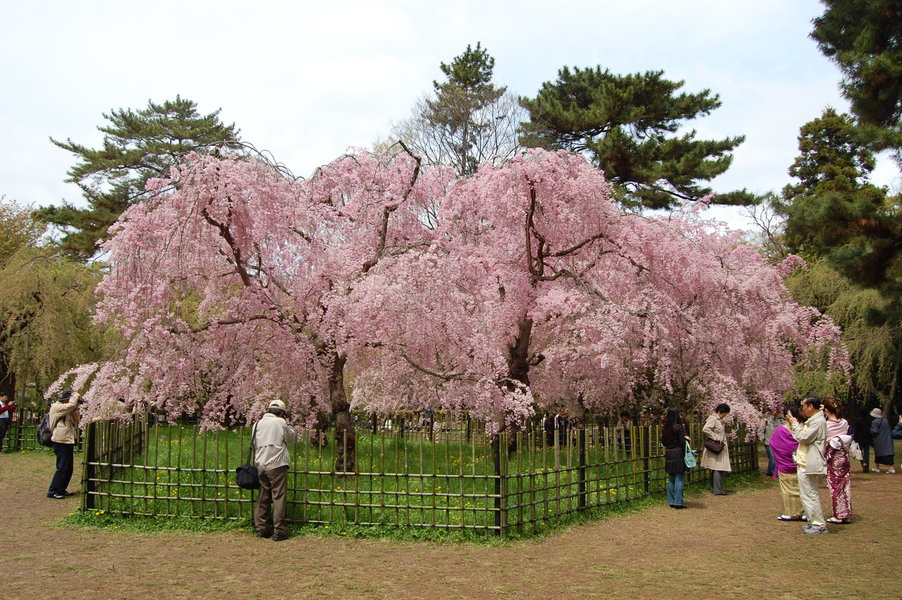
[362,141,423,274]
[401,352,474,382]
[200,204,252,288]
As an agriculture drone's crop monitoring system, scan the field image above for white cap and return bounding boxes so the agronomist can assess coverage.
[268,399,287,412]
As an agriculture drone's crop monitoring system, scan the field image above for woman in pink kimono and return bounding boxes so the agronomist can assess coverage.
[823,397,852,524]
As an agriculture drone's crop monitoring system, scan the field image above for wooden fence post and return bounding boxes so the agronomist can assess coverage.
[577,427,587,510]
[493,433,508,537]
[81,420,95,511]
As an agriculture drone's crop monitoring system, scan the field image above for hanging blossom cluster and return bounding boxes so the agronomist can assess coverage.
[48,148,849,434]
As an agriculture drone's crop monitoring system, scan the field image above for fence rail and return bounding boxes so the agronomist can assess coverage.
[2,410,84,452]
[80,415,757,536]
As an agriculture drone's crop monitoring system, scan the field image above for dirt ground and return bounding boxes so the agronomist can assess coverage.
[2,451,900,600]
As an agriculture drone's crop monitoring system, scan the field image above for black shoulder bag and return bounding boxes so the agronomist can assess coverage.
[235,423,260,490]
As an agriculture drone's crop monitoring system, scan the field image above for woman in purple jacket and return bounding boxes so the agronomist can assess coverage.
[771,405,806,521]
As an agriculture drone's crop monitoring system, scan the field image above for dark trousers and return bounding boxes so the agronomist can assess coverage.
[49,442,75,494]
[255,465,289,537]
[0,419,9,451]
[859,442,871,471]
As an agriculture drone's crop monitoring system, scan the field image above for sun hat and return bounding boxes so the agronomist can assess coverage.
[869,408,883,418]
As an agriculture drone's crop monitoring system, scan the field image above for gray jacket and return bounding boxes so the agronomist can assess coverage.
[870,418,893,456]
[791,410,827,475]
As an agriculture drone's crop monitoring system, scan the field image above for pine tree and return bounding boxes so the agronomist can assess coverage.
[519,67,755,210]
[37,96,240,259]
[780,109,897,292]
[778,107,901,410]
[393,43,523,176]
[811,0,902,159]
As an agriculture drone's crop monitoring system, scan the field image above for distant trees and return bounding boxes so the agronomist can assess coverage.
[519,67,756,210]
[0,198,100,399]
[392,43,524,177]
[37,96,241,260]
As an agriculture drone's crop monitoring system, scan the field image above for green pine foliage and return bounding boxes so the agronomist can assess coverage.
[778,108,898,294]
[811,0,902,159]
[394,43,522,177]
[519,67,755,210]
[37,96,240,260]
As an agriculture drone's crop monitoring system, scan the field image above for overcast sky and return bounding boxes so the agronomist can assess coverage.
[1,0,897,230]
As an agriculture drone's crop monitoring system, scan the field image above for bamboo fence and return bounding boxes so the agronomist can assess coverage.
[79,415,758,536]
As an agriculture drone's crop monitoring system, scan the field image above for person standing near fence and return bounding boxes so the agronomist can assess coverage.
[869,409,895,473]
[786,396,829,535]
[851,408,873,473]
[758,409,780,476]
[47,390,82,499]
[254,399,298,541]
[701,403,731,495]
[661,407,690,509]
[0,391,15,452]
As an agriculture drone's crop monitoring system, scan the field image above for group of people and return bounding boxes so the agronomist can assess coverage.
[661,397,884,535]
[661,403,733,509]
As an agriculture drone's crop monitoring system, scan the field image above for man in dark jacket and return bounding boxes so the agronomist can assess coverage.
[852,410,873,473]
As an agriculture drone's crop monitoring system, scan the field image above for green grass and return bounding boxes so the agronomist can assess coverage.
[63,471,771,543]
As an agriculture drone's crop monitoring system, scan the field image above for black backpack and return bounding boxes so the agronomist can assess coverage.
[37,411,55,447]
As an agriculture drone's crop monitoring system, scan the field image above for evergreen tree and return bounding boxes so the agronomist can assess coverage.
[519,67,755,210]
[811,0,902,159]
[779,107,901,411]
[393,43,523,176]
[779,108,897,294]
[37,96,240,259]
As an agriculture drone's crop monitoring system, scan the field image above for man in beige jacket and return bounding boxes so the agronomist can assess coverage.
[47,390,82,499]
[787,396,828,534]
[254,399,298,541]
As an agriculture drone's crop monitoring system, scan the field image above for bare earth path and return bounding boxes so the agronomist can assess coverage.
[2,451,899,600]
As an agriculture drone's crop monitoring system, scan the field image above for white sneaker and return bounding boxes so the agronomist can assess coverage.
[873,468,881,473]
[887,469,896,474]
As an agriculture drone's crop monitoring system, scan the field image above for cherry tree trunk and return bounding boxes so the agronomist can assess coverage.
[506,317,533,388]
[329,354,356,473]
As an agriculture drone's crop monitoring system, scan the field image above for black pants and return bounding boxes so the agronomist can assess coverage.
[0,419,9,451]
[49,442,74,494]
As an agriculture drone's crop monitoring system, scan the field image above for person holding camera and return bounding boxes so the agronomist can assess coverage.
[254,399,298,541]
[47,390,83,499]
[0,391,16,452]
[786,396,829,534]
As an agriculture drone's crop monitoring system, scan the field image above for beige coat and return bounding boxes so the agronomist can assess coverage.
[790,409,826,475]
[253,412,299,471]
[49,400,81,444]
[700,414,732,472]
